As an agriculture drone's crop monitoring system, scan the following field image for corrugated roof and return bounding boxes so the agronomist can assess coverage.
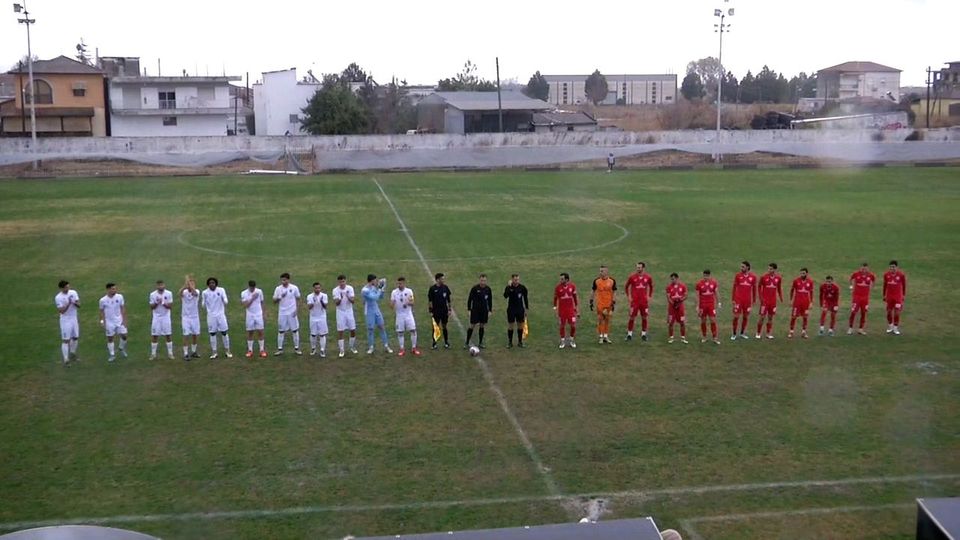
[428,91,551,111]
[531,111,597,126]
[7,55,103,75]
[819,61,901,73]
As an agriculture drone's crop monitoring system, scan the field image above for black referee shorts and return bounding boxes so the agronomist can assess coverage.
[506,308,526,324]
[432,311,449,325]
[470,310,489,325]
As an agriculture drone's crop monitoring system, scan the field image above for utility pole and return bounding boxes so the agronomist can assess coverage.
[714,2,734,163]
[14,1,38,169]
[496,57,503,133]
[925,66,931,129]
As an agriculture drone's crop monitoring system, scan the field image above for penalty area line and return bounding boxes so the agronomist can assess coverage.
[373,177,562,498]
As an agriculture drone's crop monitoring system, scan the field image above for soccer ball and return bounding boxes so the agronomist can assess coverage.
[468,345,480,357]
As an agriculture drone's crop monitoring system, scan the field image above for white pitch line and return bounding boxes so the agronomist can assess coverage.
[0,473,954,532]
[685,502,914,525]
[373,178,562,498]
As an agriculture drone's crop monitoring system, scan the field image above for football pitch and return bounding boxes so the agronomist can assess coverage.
[1,167,958,539]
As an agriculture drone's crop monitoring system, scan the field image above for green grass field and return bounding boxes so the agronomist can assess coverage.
[1,168,958,540]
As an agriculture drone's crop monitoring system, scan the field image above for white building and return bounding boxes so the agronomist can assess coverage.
[816,61,901,102]
[543,74,677,106]
[107,66,240,136]
[253,68,321,136]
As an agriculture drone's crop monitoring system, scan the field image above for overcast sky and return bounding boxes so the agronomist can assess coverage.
[2,0,955,88]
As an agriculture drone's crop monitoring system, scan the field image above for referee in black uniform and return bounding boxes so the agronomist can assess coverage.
[466,273,493,348]
[503,274,529,348]
[427,272,452,349]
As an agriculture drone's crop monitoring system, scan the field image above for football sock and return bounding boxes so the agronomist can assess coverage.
[292,331,299,349]
[247,340,254,352]
[701,321,707,336]
[367,327,375,345]
[222,335,230,350]
[508,329,514,344]
[570,325,576,337]
[338,338,344,352]
[517,329,523,345]
[740,317,748,334]
[277,333,285,350]
[166,342,174,356]
[120,338,127,352]
[859,312,866,328]
[732,319,738,334]
[894,312,900,325]
[628,318,635,332]
[69,340,78,353]
[680,324,686,337]
[790,318,796,330]
[559,327,566,338]
[183,345,189,356]
[442,327,449,344]
[61,343,70,361]
[108,342,115,355]
[410,331,417,348]
[478,327,485,344]
[317,337,323,351]
[849,312,856,328]
[466,327,474,344]
[830,312,836,328]
[151,342,158,355]
[398,334,405,349]
[820,311,827,326]
[209,335,218,352]
[757,322,763,334]
[381,327,389,344]
[310,335,317,350]
[710,321,717,337]
[349,336,356,349]
[641,317,648,332]
[802,317,808,330]
[766,322,772,334]
[190,343,197,353]
[887,311,893,324]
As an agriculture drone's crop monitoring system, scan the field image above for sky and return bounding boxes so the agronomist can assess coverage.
[2,0,956,88]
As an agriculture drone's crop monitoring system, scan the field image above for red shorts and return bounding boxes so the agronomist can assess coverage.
[821,303,839,312]
[885,298,903,311]
[629,302,649,318]
[558,313,577,325]
[698,305,717,318]
[791,304,811,317]
[760,303,777,316]
[667,304,686,323]
[732,301,752,315]
[851,300,869,312]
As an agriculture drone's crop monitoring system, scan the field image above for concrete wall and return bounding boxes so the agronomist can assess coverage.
[110,115,229,137]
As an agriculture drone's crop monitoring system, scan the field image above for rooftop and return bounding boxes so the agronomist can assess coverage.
[7,55,103,75]
[424,91,551,111]
[819,61,901,73]
[532,111,598,126]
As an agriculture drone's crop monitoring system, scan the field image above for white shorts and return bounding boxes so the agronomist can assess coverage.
[310,318,329,336]
[207,313,228,333]
[105,320,127,338]
[151,317,172,336]
[278,313,300,332]
[395,313,417,333]
[59,318,79,340]
[336,310,356,332]
[182,316,201,336]
[246,313,264,331]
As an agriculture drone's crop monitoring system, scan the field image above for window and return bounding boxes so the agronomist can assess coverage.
[23,79,53,105]
[72,81,87,97]
[159,91,176,109]
[162,116,178,126]
[289,114,300,124]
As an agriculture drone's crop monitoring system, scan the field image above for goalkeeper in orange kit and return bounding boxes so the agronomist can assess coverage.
[590,265,617,344]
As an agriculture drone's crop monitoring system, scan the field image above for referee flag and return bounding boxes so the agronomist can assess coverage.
[433,319,442,341]
[522,319,529,339]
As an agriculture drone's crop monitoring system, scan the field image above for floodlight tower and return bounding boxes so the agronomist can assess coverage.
[13,1,37,169]
[714,2,733,161]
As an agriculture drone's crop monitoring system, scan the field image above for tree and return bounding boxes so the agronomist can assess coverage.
[8,54,38,72]
[738,71,757,103]
[524,71,549,101]
[436,59,497,92]
[300,75,370,135]
[686,57,724,101]
[680,72,705,101]
[584,69,608,105]
[720,71,739,103]
[340,62,369,83]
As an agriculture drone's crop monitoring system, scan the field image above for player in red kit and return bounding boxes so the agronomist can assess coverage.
[818,275,840,336]
[625,262,654,342]
[553,272,579,349]
[882,260,907,335]
[731,261,758,340]
[848,262,876,335]
[756,263,783,339]
[665,273,688,344]
[788,268,815,339]
[695,269,720,344]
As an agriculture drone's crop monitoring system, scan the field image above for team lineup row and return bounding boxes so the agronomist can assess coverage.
[52,260,908,364]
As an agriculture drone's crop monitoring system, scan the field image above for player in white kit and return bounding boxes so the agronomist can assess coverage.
[178,276,201,360]
[202,277,233,359]
[332,274,358,357]
[55,280,80,364]
[98,282,128,362]
[241,280,267,358]
[149,280,175,360]
[390,277,421,357]
[273,272,302,356]
[306,282,329,358]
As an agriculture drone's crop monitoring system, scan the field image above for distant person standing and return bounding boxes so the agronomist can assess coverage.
[848,262,876,335]
[756,263,783,339]
[390,277,420,357]
[788,268,815,339]
[883,260,907,335]
[202,277,232,359]
[695,269,720,344]
[55,280,80,365]
[149,280,175,360]
[553,273,579,349]
[665,273,688,344]
[503,274,529,348]
[273,272,302,356]
[731,261,758,340]
[591,265,617,344]
[178,276,201,359]
[607,153,615,173]
[466,274,493,349]
[818,275,841,336]
[625,262,654,341]
[361,274,393,355]
[332,275,359,357]
[98,282,128,362]
[306,282,329,357]
[427,273,453,350]
[241,280,267,358]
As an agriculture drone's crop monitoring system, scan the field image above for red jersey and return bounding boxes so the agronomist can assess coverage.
[733,271,758,304]
[554,282,578,314]
[882,270,907,302]
[758,273,783,306]
[790,277,815,307]
[820,282,840,306]
[850,270,876,302]
[666,282,687,305]
[695,278,719,308]
[626,272,654,305]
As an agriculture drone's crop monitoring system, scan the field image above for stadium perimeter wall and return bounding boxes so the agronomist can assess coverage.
[1,128,959,170]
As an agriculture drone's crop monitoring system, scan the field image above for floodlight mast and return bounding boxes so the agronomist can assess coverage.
[714,3,733,162]
[14,1,38,169]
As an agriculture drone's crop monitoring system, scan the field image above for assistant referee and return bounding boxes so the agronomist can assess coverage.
[503,274,529,348]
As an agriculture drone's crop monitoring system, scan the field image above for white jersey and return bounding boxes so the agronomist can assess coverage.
[55,290,80,320]
[332,285,355,313]
[391,287,415,316]
[241,288,264,317]
[201,287,228,317]
[99,293,125,323]
[150,290,173,320]
[180,289,200,318]
[273,284,301,316]
[307,292,328,320]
